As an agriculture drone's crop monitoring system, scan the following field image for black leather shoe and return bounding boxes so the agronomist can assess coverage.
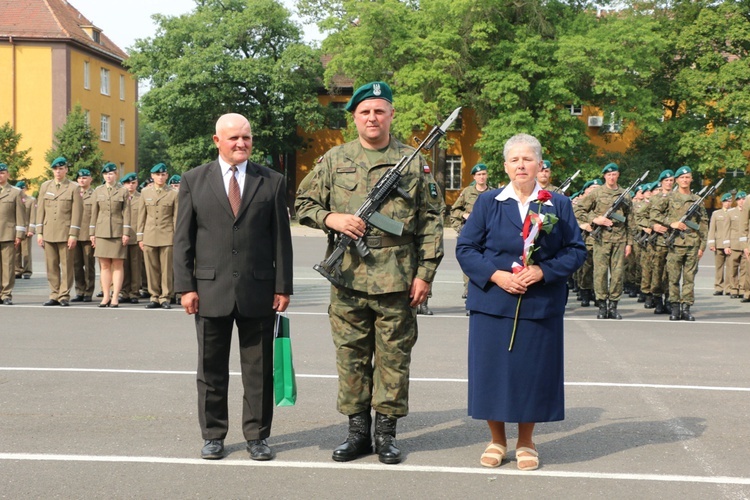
[59,300,70,307]
[82,296,92,302]
[247,439,273,461]
[43,299,60,306]
[161,302,171,309]
[742,297,750,303]
[22,275,30,279]
[2,298,12,305]
[139,291,150,299]
[129,298,140,304]
[201,439,224,460]
[145,301,160,309]
[70,295,85,302]
[731,294,740,299]
[713,291,723,296]
[96,291,104,298]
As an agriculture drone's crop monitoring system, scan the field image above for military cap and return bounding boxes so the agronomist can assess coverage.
[15,180,26,189]
[657,169,674,182]
[345,81,393,112]
[675,166,692,178]
[649,182,661,192]
[0,163,7,172]
[737,191,747,200]
[582,179,603,190]
[470,163,488,175]
[120,172,137,183]
[102,162,117,173]
[168,174,181,185]
[634,184,645,193]
[601,163,619,175]
[150,163,168,174]
[570,191,581,200]
[50,157,67,168]
[721,192,732,202]
[76,169,91,179]
[541,160,551,170]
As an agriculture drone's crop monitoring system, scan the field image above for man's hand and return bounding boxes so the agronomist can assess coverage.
[67,237,77,250]
[592,216,613,227]
[139,241,144,251]
[37,234,44,248]
[14,237,20,248]
[273,294,290,312]
[409,278,431,308]
[625,244,632,258]
[653,223,669,234]
[324,213,365,240]
[181,291,199,315]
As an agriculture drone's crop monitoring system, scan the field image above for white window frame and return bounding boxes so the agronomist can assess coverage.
[83,61,90,90]
[569,104,583,116]
[100,114,110,141]
[100,68,110,95]
[119,119,125,145]
[445,155,463,191]
[119,75,125,101]
[84,110,90,126]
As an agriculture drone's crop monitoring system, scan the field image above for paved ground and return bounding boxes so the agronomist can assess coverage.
[2,229,749,499]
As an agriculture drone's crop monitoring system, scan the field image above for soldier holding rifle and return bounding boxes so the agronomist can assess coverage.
[295,81,445,464]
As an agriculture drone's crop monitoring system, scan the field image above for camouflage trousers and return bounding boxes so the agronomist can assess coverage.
[667,245,700,304]
[329,286,417,418]
[650,246,669,295]
[579,243,595,290]
[626,243,641,287]
[639,244,654,293]
[593,240,625,301]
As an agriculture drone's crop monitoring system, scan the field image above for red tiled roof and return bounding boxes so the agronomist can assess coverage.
[0,0,128,62]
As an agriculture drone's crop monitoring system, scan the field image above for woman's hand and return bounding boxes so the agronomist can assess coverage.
[490,270,527,295]
[515,265,544,289]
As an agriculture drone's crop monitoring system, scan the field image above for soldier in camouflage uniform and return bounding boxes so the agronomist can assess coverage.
[536,160,558,191]
[647,170,675,313]
[574,163,633,319]
[635,182,655,304]
[651,166,707,320]
[574,179,602,307]
[451,163,489,300]
[625,185,646,297]
[295,81,444,465]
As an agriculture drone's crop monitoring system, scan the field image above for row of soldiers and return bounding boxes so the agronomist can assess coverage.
[0,158,181,308]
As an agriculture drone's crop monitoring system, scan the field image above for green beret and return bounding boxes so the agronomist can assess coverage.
[541,160,551,170]
[120,173,137,183]
[15,180,26,189]
[601,163,619,175]
[737,191,747,200]
[721,192,732,202]
[345,81,393,112]
[0,163,7,172]
[76,169,91,178]
[150,163,167,174]
[649,182,661,192]
[675,166,692,178]
[51,157,67,168]
[168,174,181,185]
[657,169,674,182]
[102,162,117,173]
[470,163,488,175]
[582,179,603,190]
[634,184,645,193]
[570,191,581,200]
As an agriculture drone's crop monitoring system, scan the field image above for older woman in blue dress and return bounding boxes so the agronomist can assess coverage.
[456,134,585,470]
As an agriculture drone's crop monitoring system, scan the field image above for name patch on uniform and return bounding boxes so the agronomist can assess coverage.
[429,183,438,198]
[336,167,356,174]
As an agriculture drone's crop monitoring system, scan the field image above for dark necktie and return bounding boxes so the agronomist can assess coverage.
[229,165,241,217]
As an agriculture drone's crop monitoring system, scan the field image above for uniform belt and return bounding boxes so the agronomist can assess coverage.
[365,234,414,248]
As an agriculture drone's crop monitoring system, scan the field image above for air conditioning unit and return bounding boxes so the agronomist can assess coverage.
[588,116,604,127]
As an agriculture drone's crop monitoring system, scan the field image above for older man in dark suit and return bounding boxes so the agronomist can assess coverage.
[173,113,293,461]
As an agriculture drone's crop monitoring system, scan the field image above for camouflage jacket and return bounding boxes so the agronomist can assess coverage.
[574,185,633,244]
[650,191,708,250]
[450,184,488,233]
[295,136,445,294]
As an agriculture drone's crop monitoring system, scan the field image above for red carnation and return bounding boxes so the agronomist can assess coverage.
[537,189,552,202]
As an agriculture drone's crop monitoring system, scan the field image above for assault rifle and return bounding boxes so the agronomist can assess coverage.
[664,178,723,249]
[313,107,462,287]
[645,185,709,246]
[553,170,580,194]
[591,170,650,241]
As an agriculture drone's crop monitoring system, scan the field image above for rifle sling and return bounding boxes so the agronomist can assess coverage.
[364,234,414,249]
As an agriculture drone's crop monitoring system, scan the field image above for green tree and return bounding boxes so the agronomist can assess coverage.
[45,104,103,179]
[0,122,32,181]
[138,112,171,181]
[126,0,326,175]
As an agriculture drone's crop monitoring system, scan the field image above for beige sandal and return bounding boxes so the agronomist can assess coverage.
[480,442,507,468]
[516,446,539,471]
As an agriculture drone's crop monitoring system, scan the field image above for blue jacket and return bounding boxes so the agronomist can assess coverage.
[456,189,586,319]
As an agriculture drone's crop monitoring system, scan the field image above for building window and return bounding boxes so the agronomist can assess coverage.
[569,104,583,116]
[327,102,347,130]
[119,75,125,100]
[84,110,90,126]
[100,68,110,95]
[445,155,462,190]
[119,119,125,144]
[450,110,463,131]
[100,115,110,141]
[83,61,90,90]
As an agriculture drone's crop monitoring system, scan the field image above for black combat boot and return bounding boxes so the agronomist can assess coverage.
[681,304,695,321]
[637,292,646,303]
[653,295,665,314]
[669,303,681,321]
[644,293,654,309]
[629,288,638,298]
[416,299,433,315]
[374,413,401,464]
[332,411,372,462]
[664,300,672,314]
[597,300,608,319]
[607,300,622,320]
[580,289,591,307]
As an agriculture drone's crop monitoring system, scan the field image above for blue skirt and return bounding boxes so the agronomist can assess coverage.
[468,311,565,423]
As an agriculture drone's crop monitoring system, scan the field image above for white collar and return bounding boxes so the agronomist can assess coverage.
[495,182,553,206]
[218,157,248,175]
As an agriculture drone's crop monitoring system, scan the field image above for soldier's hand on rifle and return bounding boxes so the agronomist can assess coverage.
[324,213,366,240]
[580,223,593,233]
[670,221,687,231]
[592,216,613,227]
[653,223,668,234]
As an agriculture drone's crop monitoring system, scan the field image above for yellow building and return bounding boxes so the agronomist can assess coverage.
[0,0,137,184]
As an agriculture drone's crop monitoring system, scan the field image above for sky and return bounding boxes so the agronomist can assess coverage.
[67,0,323,52]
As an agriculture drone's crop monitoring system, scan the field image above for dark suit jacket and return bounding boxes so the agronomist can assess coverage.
[456,189,585,319]
[173,160,293,318]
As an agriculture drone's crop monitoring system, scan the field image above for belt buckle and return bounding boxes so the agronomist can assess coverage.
[365,235,382,248]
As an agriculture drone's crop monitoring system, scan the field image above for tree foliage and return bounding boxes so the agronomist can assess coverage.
[0,122,32,181]
[126,0,326,173]
[45,104,103,179]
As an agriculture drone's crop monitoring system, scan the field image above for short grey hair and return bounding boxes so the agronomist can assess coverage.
[503,134,543,162]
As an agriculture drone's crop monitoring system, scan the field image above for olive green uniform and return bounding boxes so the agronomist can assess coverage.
[0,184,26,301]
[295,136,444,417]
[73,187,96,298]
[137,185,178,304]
[122,191,143,301]
[450,184,486,296]
[15,193,35,278]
